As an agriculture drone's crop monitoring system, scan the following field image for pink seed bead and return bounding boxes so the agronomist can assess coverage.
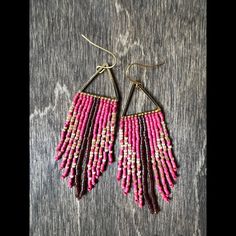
[108,101,118,165]
[61,96,93,179]
[149,113,169,200]
[130,117,138,203]
[55,94,83,159]
[117,118,124,181]
[155,113,177,181]
[59,95,89,169]
[59,92,80,134]
[153,113,174,188]
[158,111,177,172]
[150,113,170,197]
[124,117,132,194]
[121,118,128,191]
[96,99,110,177]
[60,96,87,170]
[87,98,103,191]
[100,100,113,173]
[64,95,93,179]
[91,99,105,185]
[56,96,84,162]
[134,116,144,207]
[145,114,167,200]
[56,95,84,160]
[73,92,80,103]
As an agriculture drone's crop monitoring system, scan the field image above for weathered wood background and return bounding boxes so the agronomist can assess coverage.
[30,0,206,235]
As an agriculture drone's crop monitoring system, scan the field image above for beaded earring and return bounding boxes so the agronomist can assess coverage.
[117,62,178,214]
[55,35,119,200]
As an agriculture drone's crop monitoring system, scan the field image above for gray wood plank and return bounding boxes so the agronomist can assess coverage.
[30,0,206,235]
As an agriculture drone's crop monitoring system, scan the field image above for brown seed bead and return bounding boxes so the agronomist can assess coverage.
[75,98,97,199]
[141,116,160,213]
[138,116,154,214]
[78,98,100,199]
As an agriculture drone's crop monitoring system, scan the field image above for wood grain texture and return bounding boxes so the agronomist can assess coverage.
[30,0,206,235]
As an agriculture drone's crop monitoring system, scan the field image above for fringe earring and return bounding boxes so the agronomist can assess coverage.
[117,62,178,214]
[55,35,119,200]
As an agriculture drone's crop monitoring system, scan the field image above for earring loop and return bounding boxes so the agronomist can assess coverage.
[81,34,117,72]
[125,62,165,84]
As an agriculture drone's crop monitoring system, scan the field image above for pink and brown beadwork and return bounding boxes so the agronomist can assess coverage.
[55,91,118,199]
[117,108,178,214]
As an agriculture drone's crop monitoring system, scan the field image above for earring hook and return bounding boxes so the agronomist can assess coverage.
[125,61,165,85]
[81,34,117,73]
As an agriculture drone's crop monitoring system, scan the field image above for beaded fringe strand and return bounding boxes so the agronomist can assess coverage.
[55,91,118,199]
[117,109,177,214]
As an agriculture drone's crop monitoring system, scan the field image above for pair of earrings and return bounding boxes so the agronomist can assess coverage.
[55,35,178,214]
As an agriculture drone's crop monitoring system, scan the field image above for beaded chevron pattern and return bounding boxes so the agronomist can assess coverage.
[117,109,178,214]
[55,91,118,199]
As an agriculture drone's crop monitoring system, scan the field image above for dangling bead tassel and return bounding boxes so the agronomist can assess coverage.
[121,118,128,194]
[62,95,93,178]
[76,98,100,199]
[141,116,160,213]
[150,112,171,199]
[124,117,132,194]
[87,99,104,191]
[117,110,178,214]
[145,114,168,202]
[60,95,86,172]
[138,116,154,213]
[134,116,144,208]
[155,113,177,182]
[108,100,118,165]
[55,92,118,200]
[55,93,82,161]
[117,118,124,181]
[55,93,80,157]
[130,117,138,204]
[67,95,92,186]
[95,99,110,178]
[97,99,116,176]
[91,99,106,186]
[158,111,177,172]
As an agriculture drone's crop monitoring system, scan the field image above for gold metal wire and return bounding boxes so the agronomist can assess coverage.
[125,62,165,84]
[81,34,117,73]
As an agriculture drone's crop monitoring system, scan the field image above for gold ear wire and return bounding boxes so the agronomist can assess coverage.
[125,62,165,84]
[81,34,117,73]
